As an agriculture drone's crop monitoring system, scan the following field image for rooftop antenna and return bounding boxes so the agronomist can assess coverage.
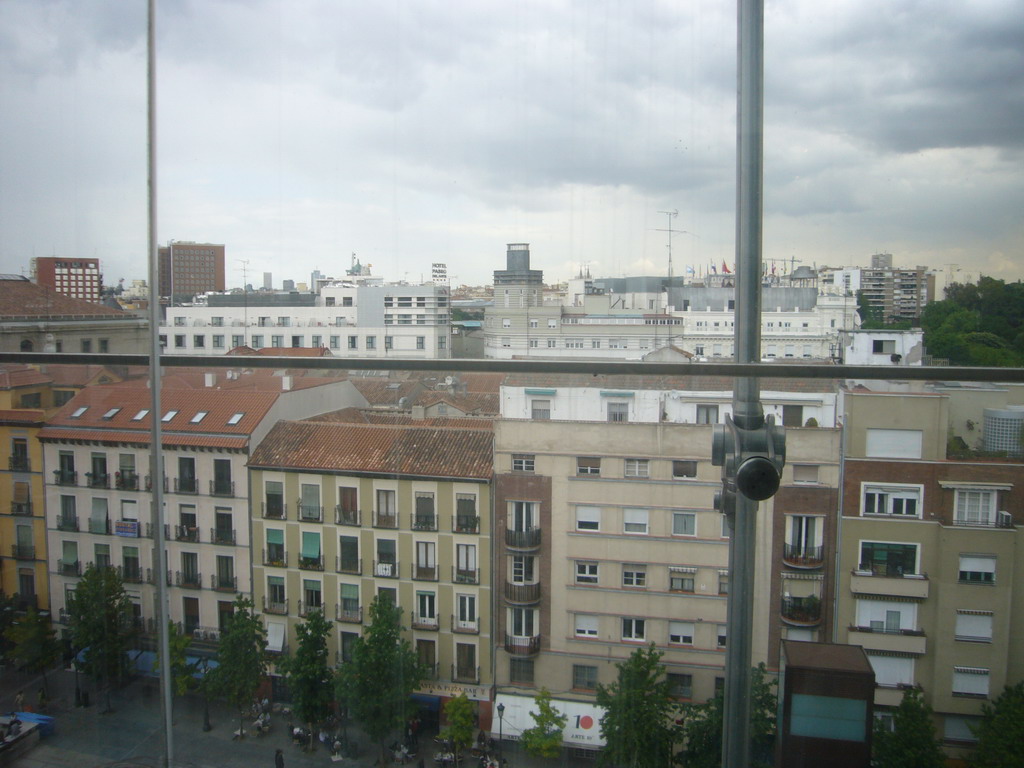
[238,259,250,347]
[655,209,679,280]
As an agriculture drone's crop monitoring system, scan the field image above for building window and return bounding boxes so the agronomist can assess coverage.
[943,716,980,744]
[576,456,601,476]
[672,512,696,536]
[669,621,694,645]
[574,615,599,638]
[531,399,550,420]
[174,335,185,348]
[958,554,995,584]
[952,667,989,698]
[863,484,922,517]
[512,454,535,472]
[575,562,598,585]
[670,570,695,592]
[954,489,998,526]
[696,404,719,424]
[98,338,109,353]
[624,459,649,478]
[667,673,693,699]
[673,460,697,479]
[510,658,534,684]
[193,335,205,348]
[416,336,425,350]
[546,339,556,348]
[855,599,914,633]
[251,335,263,348]
[502,318,511,328]
[717,625,727,647]
[623,508,648,535]
[348,336,358,349]
[547,319,557,329]
[575,506,601,532]
[859,542,919,577]
[501,337,511,348]
[622,565,646,588]
[954,611,993,642]
[212,335,224,348]
[81,339,93,352]
[718,572,729,595]
[573,664,598,690]
[621,618,646,641]
[792,464,818,484]
[607,402,629,422]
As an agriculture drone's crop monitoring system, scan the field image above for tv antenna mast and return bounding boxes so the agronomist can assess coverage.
[654,210,697,281]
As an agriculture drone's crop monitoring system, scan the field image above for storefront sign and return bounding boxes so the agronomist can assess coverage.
[417,681,490,701]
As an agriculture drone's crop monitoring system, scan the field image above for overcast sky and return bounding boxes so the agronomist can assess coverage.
[1,0,1021,290]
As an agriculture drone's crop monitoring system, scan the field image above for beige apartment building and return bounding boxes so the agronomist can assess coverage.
[836,386,1024,758]
[491,375,843,754]
[248,419,494,719]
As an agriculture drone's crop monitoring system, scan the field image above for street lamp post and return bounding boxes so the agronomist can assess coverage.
[497,702,505,767]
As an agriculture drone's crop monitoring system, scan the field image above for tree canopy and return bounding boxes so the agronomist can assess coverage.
[281,608,334,732]
[971,681,1024,768]
[921,277,1024,366]
[206,596,267,736]
[872,687,944,768]
[4,607,61,694]
[441,693,476,760]
[336,594,424,762]
[521,687,567,759]
[596,644,677,768]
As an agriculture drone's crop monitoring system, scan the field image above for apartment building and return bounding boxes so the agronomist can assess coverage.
[823,253,936,324]
[835,386,1024,759]
[39,372,364,644]
[158,242,225,303]
[0,365,55,614]
[159,280,451,359]
[248,419,494,718]
[31,257,104,303]
[491,375,842,754]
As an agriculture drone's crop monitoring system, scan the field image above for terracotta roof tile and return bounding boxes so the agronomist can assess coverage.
[0,279,126,318]
[0,365,53,389]
[416,391,499,415]
[349,379,423,406]
[250,421,493,480]
[0,409,45,425]
[307,408,494,430]
[37,428,247,450]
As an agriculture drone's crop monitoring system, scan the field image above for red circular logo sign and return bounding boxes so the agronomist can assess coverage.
[579,715,594,730]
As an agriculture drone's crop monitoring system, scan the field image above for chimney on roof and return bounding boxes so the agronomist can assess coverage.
[282,375,292,391]
[204,372,216,388]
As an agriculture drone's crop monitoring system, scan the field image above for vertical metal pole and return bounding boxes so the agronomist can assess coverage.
[723,0,764,767]
[146,2,175,766]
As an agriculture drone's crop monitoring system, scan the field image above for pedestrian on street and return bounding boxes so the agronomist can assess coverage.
[275,747,285,768]
[14,691,24,711]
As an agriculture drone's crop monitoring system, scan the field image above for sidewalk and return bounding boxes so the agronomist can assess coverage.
[2,668,594,768]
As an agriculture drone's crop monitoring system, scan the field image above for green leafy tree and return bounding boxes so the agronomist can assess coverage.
[521,687,567,759]
[872,687,944,768]
[281,608,334,749]
[678,662,777,768]
[66,564,135,712]
[154,620,197,697]
[596,644,678,768]
[336,594,424,763]
[971,681,1024,768]
[441,693,476,762]
[5,607,62,695]
[206,596,267,737]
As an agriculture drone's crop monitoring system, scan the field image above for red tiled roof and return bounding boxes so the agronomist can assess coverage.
[250,421,493,480]
[109,368,339,393]
[0,409,45,425]
[37,428,247,450]
[42,364,124,387]
[0,279,127,318]
[416,391,499,415]
[307,408,494,430]
[0,365,53,389]
[349,379,423,406]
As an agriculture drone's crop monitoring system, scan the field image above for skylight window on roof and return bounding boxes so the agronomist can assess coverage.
[132,409,149,421]
[162,410,179,422]
[70,407,88,418]
[190,411,208,424]
[102,408,121,420]
[227,412,244,425]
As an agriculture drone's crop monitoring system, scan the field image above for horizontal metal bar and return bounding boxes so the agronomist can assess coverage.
[4,351,1023,383]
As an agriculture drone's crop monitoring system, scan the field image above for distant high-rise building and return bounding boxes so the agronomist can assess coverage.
[282,279,295,291]
[158,242,225,302]
[310,269,322,287]
[264,272,273,290]
[31,256,103,303]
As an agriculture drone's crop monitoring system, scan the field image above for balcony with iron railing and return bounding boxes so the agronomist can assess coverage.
[145,474,168,492]
[175,570,203,589]
[8,455,30,472]
[373,560,399,578]
[115,470,139,490]
[850,568,930,599]
[336,603,362,624]
[452,615,479,635]
[263,548,288,568]
[335,506,361,526]
[86,471,109,489]
[210,479,235,497]
[53,469,77,486]
[58,558,81,577]
[951,514,1015,529]
[299,555,325,571]
[212,574,237,592]
[505,528,542,550]
[782,543,824,569]
[411,612,439,630]
[505,582,541,604]
[211,528,236,546]
[297,502,323,523]
[298,600,324,618]
[781,595,822,627]
[11,544,35,560]
[451,664,480,684]
[262,500,286,520]
[119,564,144,584]
[373,510,398,529]
[11,501,33,516]
[413,563,437,581]
[847,624,927,655]
[263,596,288,615]
[173,524,200,543]
[453,515,480,534]
[174,477,199,494]
[504,634,541,656]
[412,512,437,531]
[88,517,111,535]
[453,567,480,585]
[57,513,79,531]
[336,556,361,575]
[420,663,439,681]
